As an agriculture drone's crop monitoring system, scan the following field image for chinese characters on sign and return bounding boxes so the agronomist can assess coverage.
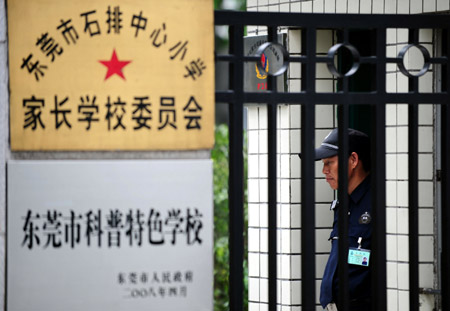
[22,207,204,249]
[24,10,206,82]
[118,270,193,299]
[23,95,202,131]
[8,0,214,150]
[7,160,213,311]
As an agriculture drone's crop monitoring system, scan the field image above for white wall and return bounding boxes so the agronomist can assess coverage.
[248,0,450,13]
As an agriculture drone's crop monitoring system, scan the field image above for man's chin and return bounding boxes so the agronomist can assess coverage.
[327,181,338,190]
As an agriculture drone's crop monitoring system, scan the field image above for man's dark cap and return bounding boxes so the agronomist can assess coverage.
[299,128,370,161]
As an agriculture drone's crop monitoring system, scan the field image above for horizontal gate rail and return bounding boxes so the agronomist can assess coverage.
[215,11,450,28]
[215,92,450,105]
[215,10,450,311]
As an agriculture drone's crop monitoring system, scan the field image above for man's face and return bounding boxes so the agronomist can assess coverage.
[322,155,339,190]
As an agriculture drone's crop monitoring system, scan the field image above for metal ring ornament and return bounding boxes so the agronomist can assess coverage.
[254,42,289,77]
[326,43,361,78]
[397,44,431,78]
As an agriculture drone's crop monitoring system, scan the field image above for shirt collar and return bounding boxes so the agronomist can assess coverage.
[349,175,371,204]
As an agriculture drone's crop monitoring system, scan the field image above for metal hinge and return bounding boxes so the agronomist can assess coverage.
[437,169,442,182]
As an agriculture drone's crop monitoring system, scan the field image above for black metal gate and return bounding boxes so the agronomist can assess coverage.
[215,11,450,311]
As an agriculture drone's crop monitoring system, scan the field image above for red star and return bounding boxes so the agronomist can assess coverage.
[99,49,132,81]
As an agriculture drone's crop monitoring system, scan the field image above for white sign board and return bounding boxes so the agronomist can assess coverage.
[7,160,213,311]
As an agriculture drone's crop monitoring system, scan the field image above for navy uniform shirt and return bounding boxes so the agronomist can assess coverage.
[320,176,372,308]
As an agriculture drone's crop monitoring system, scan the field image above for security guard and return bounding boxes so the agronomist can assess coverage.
[314,128,372,311]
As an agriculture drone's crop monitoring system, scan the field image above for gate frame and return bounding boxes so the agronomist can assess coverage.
[215,10,450,311]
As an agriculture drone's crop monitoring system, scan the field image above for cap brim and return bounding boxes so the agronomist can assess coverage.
[314,146,338,160]
[298,146,338,161]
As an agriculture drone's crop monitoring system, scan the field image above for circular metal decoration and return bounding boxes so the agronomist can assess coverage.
[254,42,289,77]
[358,212,372,224]
[326,43,361,78]
[397,44,431,78]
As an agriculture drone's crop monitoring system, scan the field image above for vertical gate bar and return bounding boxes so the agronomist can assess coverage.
[371,26,387,311]
[411,27,420,44]
[268,102,277,311]
[337,104,350,311]
[441,103,450,311]
[343,28,349,44]
[301,26,317,311]
[409,29,420,93]
[408,103,419,311]
[228,24,245,311]
[267,25,278,311]
[301,105,316,310]
[440,27,450,311]
[410,77,419,94]
[407,27,420,311]
[342,76,349,94]
[342,29,349,93]
[371,103,387,311]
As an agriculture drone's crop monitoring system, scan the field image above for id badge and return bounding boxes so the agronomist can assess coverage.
[348,247,371,266]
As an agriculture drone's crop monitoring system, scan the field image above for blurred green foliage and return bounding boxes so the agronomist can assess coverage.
[214,0,246,10]
[214,0,247,51]
[212,124,230,311]
[213,1,247,310]
[212,124,248,311]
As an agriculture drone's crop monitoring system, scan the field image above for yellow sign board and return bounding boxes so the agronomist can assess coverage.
[8,0,214,150]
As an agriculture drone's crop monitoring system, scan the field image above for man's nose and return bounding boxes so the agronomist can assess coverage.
[322,165,327,174]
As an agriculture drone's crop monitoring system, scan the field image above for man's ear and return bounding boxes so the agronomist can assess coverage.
[349,152,359,169]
